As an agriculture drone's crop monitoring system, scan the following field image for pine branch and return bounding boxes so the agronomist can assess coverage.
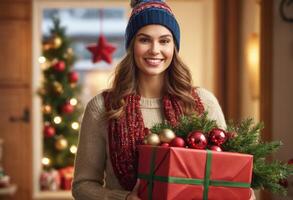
[149,115,293,195]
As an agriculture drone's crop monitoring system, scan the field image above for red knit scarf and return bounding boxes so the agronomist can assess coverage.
[103,89,204,190]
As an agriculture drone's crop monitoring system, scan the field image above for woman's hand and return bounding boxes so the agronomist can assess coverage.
[126,180,141,200]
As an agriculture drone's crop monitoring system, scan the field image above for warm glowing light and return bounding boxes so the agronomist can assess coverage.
[42,157,50,166]
[70,98,78,106]
[54,116,62,124]
[247,34,259,67]
[71,122,79,130]
[247,33,260,99]
[70,145,77,154]
[38,56,46,64]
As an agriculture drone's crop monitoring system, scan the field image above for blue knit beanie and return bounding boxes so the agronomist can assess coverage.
[125,0,180,50]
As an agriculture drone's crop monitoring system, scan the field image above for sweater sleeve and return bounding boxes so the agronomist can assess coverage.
[72,94,129,200]
[196,88,227,129]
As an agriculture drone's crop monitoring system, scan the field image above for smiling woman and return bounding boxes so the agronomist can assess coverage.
[71,1,256,200]
[32,1,216,198]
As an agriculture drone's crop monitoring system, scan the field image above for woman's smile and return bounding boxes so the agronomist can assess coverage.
[144,57,164,67]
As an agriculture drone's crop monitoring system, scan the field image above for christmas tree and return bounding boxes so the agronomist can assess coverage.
[38,17,82,169]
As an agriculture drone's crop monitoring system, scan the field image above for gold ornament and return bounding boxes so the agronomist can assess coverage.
[53,81,63,94]
[67,48,73,55]
[145,133,160,146]
[43,104,52,114]
[55,136,68,150]
[53,36,62,49]
[64,48,74,59]
[159,129,176,143]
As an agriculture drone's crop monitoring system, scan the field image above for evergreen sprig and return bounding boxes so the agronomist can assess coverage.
[150,114,293,195]
[222,118,293,195]
[151,112,218,139]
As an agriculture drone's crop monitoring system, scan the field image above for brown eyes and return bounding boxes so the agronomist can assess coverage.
[138,37,171,44]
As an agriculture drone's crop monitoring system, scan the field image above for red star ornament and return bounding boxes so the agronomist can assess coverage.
[87,34,116,64]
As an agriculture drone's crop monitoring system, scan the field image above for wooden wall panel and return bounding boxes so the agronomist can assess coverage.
[0,2,31,19]
[260,0,273,199]
[214,0,241,121]
[0,20,30,87]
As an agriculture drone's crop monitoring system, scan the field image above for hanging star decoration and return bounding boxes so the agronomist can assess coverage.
[86,34,116,64]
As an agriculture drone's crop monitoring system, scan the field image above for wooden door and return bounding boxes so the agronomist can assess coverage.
[0,89,32,200]
[0,0,32,199]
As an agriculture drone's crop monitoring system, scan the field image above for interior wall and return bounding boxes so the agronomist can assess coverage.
[240,0,260,121]
[169,0,215,91]
[272,0,293,199]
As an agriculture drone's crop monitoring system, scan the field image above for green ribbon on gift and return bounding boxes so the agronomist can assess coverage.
[138,147,251,200]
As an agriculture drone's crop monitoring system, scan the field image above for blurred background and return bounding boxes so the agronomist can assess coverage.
[0,0,292,199]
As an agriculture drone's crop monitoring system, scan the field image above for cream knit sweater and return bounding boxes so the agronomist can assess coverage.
[72,88,226,200]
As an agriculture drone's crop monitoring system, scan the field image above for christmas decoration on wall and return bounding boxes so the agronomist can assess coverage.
[145,113,293,196]
[86,9,116,64]
[38,17,82,180]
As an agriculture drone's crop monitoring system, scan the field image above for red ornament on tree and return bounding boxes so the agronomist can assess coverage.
[170,137,185,147]
[86,34,116,64]
[209,128,226,146]
[186,131,207,149]
[53,61,65,72]
[44,124,56,138]
[209,145,222,152]
[68,71,79,83]
[61,102,74,114]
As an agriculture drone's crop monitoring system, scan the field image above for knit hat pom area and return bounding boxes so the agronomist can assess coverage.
[130,0,166,8]
[126,0,180,50]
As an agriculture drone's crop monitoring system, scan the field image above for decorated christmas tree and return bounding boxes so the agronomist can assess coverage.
[38,17,82,170]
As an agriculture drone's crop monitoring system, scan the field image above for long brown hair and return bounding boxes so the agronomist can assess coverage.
[106,39,196,120]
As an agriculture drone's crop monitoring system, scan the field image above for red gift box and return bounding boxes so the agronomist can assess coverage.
[137,145,253,200]
[58,166,74,190]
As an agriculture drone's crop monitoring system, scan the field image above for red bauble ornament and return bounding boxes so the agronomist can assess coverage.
[209,128,226,145]
[170,137,185,147]
[209,145,222,152]
[186,131,207,149]
[160,143,170,147]
[44,125,56,138]
[86,34,116,64]
[53,61,65,72]
[68,71,79,83]
[61,102,74,114]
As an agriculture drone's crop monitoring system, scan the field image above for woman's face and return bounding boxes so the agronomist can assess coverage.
[133,25,175,78]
